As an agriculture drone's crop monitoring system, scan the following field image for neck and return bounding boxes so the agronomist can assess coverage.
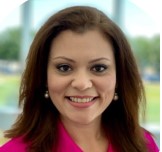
[60,116,108,152]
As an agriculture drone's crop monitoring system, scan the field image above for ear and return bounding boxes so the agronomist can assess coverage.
[115,82,118,89]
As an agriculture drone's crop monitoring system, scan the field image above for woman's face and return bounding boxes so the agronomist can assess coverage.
[47,30,116,125]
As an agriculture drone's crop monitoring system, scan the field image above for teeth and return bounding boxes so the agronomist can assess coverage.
[69,97,94,103]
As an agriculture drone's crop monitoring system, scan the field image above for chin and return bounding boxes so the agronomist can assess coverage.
[70,115,100,125]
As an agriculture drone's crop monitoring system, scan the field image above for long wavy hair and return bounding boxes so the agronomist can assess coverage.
[5,6,147,152]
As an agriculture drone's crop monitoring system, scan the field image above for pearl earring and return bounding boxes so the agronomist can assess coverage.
[114,92,118,101]
[44,90,49,98]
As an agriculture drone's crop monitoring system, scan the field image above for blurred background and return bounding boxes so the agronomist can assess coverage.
[0,0,160,147]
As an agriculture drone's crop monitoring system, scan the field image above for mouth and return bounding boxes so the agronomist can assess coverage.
[65,96,98,103]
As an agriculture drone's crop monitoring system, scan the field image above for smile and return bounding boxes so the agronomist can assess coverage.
[69,97,94,103]
[66,96,97,103]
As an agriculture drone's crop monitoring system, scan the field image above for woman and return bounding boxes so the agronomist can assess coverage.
[0,6,159,152]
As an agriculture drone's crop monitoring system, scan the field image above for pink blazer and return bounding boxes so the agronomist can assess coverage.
[0,123,159,152]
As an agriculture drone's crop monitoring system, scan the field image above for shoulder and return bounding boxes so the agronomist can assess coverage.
[144,130,159,152]
[0,136,27,152]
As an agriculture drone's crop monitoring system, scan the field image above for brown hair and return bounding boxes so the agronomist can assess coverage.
[5,6,147,152]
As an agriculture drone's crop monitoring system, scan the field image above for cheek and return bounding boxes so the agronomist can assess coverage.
[48,77,64,94]
[47,75,68,95]
[96,75,116,98]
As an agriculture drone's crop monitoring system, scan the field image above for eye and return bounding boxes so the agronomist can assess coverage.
[91,64,108,73]
[56,64,72,72]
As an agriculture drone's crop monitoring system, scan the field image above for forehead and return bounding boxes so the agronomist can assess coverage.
[49,30,114,59]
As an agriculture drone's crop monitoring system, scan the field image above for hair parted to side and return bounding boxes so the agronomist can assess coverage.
[5,6,147,152]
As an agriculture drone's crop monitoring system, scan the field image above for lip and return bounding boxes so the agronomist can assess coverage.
[67,96,97,98]
[65,96,98,108]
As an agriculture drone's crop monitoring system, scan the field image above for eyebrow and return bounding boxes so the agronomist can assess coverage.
[89,57,110,63]
[51,56,75,62]
[51,56,110,63]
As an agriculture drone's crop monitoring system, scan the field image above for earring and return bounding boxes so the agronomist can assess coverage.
[113,92,118,101]
[44,90,49,98]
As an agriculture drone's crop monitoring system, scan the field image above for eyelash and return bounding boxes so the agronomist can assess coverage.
[56,64,72,72]
[56,64,108,73]
[91,64,108,73]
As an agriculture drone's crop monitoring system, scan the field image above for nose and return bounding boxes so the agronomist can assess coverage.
[71,70,92,91]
